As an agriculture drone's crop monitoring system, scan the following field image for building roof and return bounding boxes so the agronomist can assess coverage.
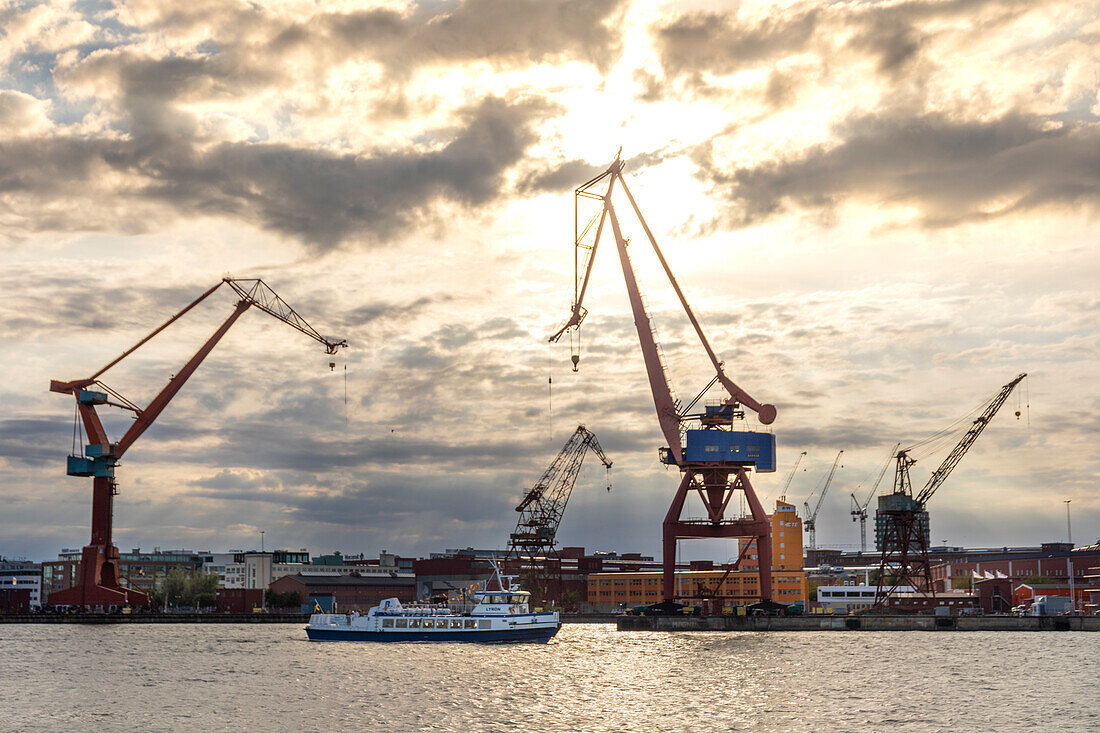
[277,573,414,587]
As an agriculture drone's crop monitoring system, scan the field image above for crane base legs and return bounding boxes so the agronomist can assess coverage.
[873,509,934,608]
[47,544,151,608]
[662,467,772,604]
[47,476,150,608]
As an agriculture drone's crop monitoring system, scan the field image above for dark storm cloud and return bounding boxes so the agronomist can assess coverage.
[281,0,628,75]
[0,96,552,248]
[343,296,452,329]
[697,113,1100,227]
[654,7,821,77]
[0,418,70,466]
[651,0,1039,83]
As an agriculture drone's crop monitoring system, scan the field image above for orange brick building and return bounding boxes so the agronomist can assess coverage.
[587,501,807,610]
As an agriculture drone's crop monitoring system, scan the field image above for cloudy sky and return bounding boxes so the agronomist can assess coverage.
[1,0,1096,563]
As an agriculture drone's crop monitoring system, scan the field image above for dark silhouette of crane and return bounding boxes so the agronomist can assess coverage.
[507,425,611,605]
[776,451,807,503]
[874,373,1026,607]
[49,277,346,608]
[850,443,900,553]
[549,154,778,603]
[802,450,844,552]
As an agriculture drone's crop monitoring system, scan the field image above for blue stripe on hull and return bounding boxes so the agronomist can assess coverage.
[305,625,560,643]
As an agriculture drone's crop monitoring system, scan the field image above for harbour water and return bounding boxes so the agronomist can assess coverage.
[3,623,1095,731]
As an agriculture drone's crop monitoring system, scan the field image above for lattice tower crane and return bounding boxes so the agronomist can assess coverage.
[777,451,807,503]
[507,425,612,605]
[802,450,844,552]
[874,373,1026,607]
[850,443,900,553]
[50,277,346,608]
[549,154,779,603]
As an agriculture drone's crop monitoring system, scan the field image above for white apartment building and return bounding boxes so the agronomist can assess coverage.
[1,559,43,608]
[816,583,915,613]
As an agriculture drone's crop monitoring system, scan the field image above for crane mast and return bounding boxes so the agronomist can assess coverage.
[507,425,612,606]
[874,373,1026,606]
[803,450,843,552]
[850,443,899,553]
[550,155,779,604]
[49,277,346,608]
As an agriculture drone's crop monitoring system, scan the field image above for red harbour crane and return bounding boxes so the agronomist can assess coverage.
[550,155,779,603]
[49,277,346,608]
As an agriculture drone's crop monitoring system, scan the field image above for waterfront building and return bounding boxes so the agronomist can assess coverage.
[267,573,416,612]
[0,558,42,608]
[884,591,977,614]
[816,583,915,614]
[929,543,1100,593]
[1012,583,1091,611]
[212,588,264,613]
[587,569,807,611]
[587,501,808,611]
[42,548,205,600]
[226,550,414,590]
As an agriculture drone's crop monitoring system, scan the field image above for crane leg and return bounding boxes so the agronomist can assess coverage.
[48,476,150,608]
[662,468,773,603]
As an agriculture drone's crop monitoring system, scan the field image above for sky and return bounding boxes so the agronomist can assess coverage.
[0,0,1097,563]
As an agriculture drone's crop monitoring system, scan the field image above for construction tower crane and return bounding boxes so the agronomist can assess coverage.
[549,154,778,603]
[507,425,612,604]
[850,443,900,553]
[49,277,346,608]
[802,450,844,552]
[874,373,1026,607]
[777,451,807,503]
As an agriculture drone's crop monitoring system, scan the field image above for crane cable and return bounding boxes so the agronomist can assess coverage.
[71,402,85,458]
[547,342,553,439]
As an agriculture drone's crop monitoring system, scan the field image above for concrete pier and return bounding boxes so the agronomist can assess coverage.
[617,614,1100,632]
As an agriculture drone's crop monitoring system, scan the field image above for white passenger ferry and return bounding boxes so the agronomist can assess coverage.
[305,570,560,643]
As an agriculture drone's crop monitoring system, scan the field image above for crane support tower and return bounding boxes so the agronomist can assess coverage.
[873,373,1026,607]
[507,425,612,605]
[850,443,899,553]
[49,277,346,608]
[549,154,779,603]
[803,450,844,552]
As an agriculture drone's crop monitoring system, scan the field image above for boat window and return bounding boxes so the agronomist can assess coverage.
[395,619,407,628]
[382,618,394,628]
[423,619,434,629]
[450,619,462,628]
[408,619,420,628]
[477,619,491,630]
[510,595,527,605]
[463,619,476,629]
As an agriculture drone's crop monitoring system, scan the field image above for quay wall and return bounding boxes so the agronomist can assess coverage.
[0,613,309,624]
[616,615,1100,632]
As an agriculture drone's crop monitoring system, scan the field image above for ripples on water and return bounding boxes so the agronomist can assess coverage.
[2,624,1096,732]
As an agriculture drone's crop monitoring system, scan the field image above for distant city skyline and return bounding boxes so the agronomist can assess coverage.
[1,0,1096,562]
